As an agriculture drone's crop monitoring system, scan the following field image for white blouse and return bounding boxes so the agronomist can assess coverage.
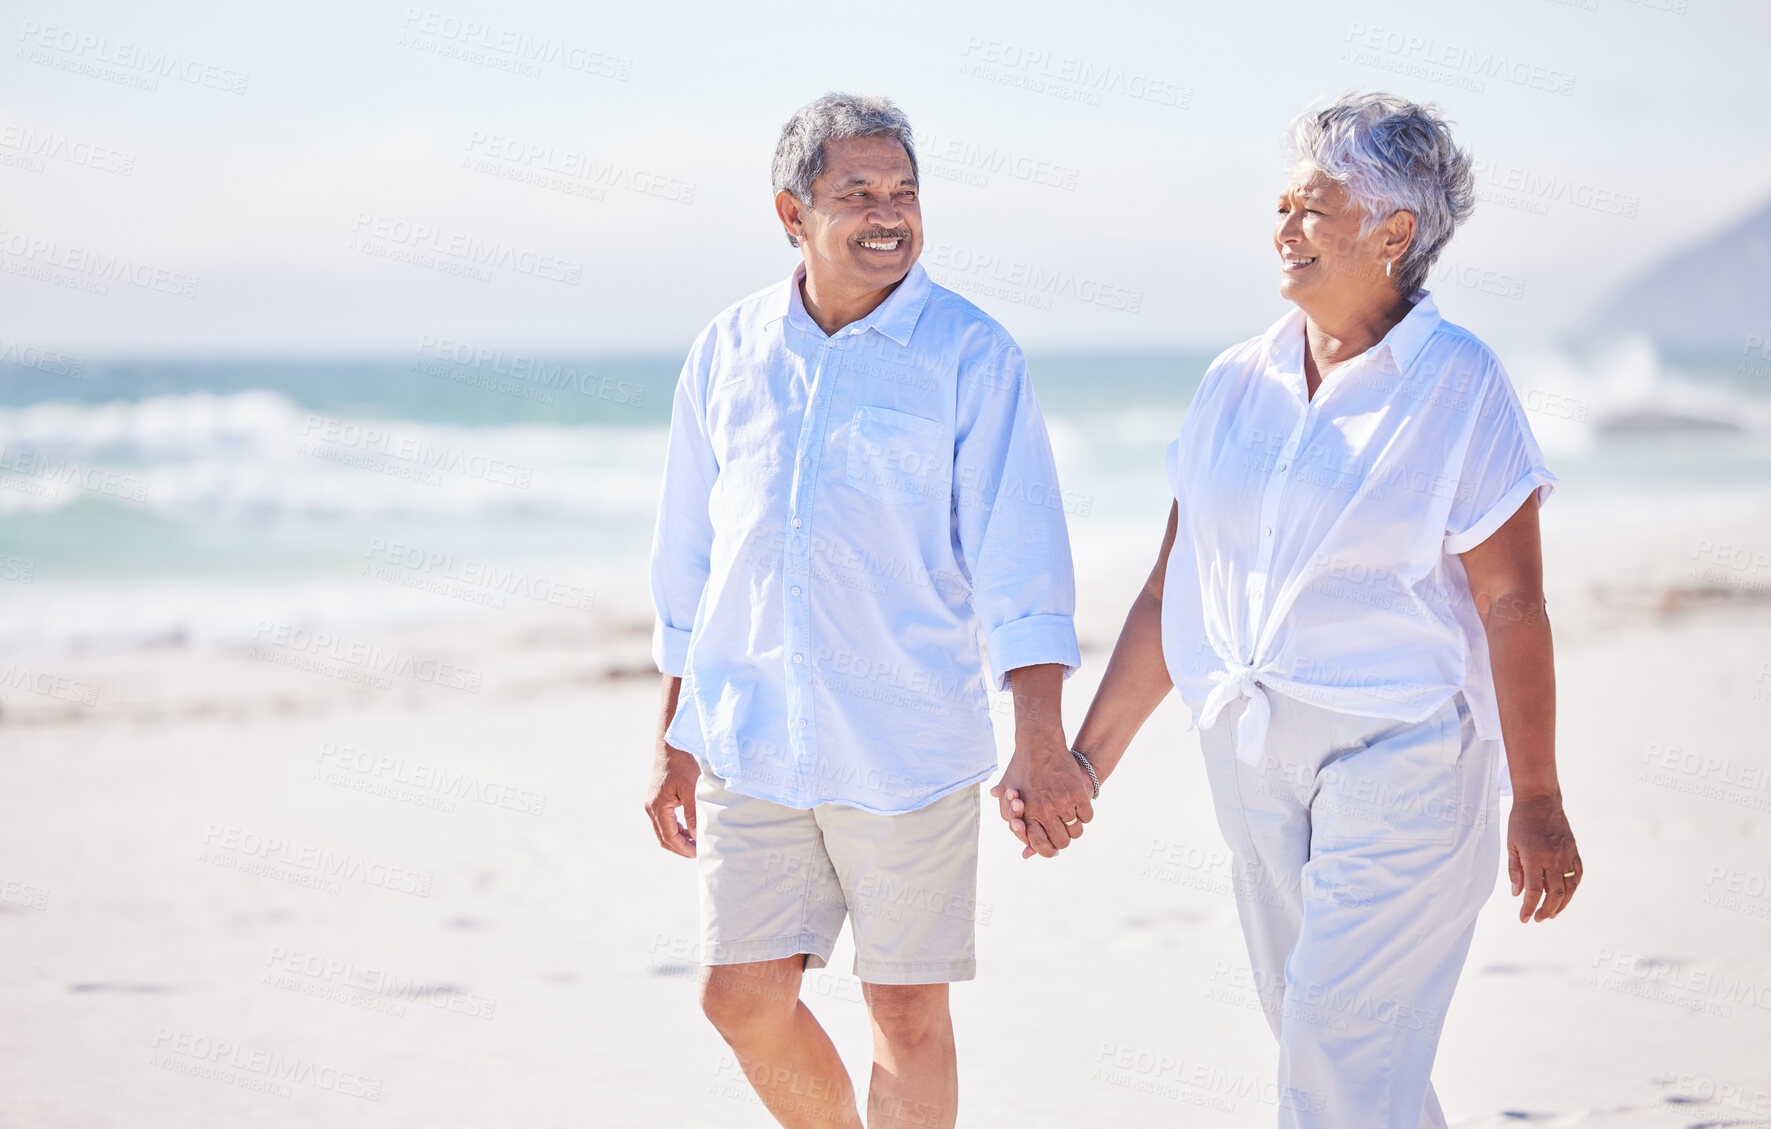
[1160,292,1556,769]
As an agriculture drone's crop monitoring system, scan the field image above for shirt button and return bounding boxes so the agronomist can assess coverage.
[791,586,801,596]
[801,458,810,468]
[792,518,802,528]
[1264,526,1273,536]
[798,718,808,728]
[793,653,803,663]
[1277,462,1288,472]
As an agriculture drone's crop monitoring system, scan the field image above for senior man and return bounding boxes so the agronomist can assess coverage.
[643,92,1088,1128]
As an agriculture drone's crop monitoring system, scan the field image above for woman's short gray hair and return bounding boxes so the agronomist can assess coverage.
[772,92,918,248]
[1283,91,1475,295]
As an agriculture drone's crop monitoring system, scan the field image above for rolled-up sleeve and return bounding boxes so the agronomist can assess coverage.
[649,331,719,676]
[952,343,1080,690]
[1444,361,1557,555]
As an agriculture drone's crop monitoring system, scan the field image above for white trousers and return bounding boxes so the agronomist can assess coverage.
[1198,689,1501,1129]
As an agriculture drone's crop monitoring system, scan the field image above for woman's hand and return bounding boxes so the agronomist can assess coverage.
[1463,501,1575,923]
[990,743,1094,860]
[1507,794,1580,922]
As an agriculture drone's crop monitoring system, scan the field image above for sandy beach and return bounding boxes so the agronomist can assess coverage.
[6,0,1771,1122]
[3,497,1768,1129]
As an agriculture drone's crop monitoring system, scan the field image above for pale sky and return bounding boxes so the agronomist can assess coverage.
[4,0,1769,356]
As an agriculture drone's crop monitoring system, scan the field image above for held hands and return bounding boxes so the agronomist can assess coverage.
[988,736,1094,860]
[644,743,700,858]
[1507,793,1581,922]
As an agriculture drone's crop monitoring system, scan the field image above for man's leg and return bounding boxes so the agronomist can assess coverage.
[701,956,861,1127]
[817,784,979,1129]
[862,982,955,1129]
[694,771,856,1126]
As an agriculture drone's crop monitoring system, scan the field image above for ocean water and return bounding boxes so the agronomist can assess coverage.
[2,340,1768,657]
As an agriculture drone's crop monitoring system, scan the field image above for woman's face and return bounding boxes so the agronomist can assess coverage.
[1273,161,1394,308]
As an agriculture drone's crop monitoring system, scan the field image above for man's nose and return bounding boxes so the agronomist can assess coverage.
[866,198,907,229]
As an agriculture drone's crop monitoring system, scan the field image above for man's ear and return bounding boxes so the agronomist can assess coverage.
[775,190,809,246]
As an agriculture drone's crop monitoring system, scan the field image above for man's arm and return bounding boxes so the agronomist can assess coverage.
[1459,497,1580,922]
[642,335,718,858]
[645,674,699,858]
[999,503,1178,856]
[995,664,1093,859]
[949,343,1084,858]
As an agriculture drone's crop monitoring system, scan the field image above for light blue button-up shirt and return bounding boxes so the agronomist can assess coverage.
[649,260,1080,814]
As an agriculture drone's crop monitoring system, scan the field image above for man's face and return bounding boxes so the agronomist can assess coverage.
[783,135,921,290]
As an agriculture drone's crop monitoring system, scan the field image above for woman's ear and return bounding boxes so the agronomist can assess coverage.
[1383,209,1417,272]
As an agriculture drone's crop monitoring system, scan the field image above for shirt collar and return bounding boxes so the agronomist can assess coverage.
[768,260,933,347]
[1263,288,1442,376]
[1262,306,1308,376]
[1380,289,1440,372]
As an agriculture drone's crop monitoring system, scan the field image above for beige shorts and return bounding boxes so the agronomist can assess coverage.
[694,771,980,984]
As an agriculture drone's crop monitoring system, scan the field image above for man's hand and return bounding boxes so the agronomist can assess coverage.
[1508,794,1580,922]
[990,742,1093,860]
[992,663,1091,859]
[645,743,700,858]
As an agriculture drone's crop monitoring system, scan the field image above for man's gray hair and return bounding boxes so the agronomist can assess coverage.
[1283,91,1475,295]
[772,92,918,248]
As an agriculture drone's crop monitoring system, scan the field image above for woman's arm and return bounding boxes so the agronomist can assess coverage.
[1070,502,1180,781]
[994,503,1179,855]
[1458,497,1582,922]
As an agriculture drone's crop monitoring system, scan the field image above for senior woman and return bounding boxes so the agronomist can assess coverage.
[997,92,1582,1126]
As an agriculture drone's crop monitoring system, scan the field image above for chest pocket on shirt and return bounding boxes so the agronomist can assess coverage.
[846,405,949,505]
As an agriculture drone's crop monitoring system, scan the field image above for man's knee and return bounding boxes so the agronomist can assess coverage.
[700,958,802,1038]
[865,983,950,1048]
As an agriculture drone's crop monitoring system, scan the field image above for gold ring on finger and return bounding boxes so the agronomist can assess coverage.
[1562,870,1577,878]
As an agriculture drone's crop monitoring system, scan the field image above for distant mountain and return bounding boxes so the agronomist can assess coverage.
[1580,196,1771,351]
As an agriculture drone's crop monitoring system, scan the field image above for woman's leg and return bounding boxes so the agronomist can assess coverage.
[1281,696,1500,1129]
[1200,692,1500,1128]
[1198,694,1316,1041]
